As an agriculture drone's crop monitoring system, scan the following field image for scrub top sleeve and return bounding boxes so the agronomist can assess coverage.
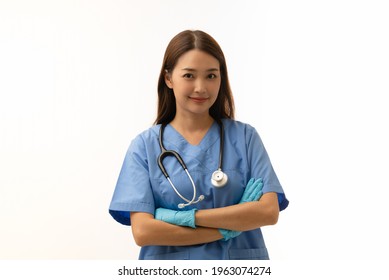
[246,126,289,211]
[109,135,155,225]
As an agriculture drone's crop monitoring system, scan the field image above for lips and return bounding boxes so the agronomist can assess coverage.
[189,97,208,103]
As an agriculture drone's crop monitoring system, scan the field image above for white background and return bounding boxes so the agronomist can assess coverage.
[1,0,388,260]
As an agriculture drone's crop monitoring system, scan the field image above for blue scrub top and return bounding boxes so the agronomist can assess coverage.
[109,119,289,260]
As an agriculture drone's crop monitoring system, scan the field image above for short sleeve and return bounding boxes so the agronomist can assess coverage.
[109,135,155,226]
[246,126,289,211]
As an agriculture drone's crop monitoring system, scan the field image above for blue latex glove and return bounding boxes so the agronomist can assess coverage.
[239,178,264,203]
[219,228,242,241]
[219,178,264,241]
[154,208,197,228]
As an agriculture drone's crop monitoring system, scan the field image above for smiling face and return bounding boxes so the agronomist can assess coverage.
[165,49,221,120]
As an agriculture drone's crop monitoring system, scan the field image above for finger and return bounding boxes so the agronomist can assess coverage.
[246,179,259,200]
[239,178,255,202]
[247,188,259,201]
[245,178,255,190]
[256,178,264,191]
[244,178,256,194]
[253,191,263,201]
[247,179,264,201]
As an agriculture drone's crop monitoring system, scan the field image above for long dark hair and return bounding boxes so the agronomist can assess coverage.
[154,30,235,125]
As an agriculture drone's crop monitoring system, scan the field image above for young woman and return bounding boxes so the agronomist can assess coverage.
[109,30,289,260]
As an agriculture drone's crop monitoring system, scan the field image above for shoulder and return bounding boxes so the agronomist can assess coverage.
[137,125,160,141]
[222,119,264,147]
[128,125,161,152]
[221,119,257,136]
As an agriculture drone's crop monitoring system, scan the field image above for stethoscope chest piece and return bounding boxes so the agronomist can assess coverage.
[158,121,228,207]
[211,169,228,188]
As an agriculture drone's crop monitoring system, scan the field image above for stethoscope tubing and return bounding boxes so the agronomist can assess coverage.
[157,121,225,208]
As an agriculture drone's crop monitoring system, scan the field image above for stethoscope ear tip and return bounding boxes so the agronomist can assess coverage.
[178,195,205,209]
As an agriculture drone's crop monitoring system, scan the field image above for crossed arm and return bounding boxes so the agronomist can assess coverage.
[130,192,279,247]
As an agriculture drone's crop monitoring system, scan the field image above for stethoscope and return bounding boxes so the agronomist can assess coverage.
[157,120,228,208]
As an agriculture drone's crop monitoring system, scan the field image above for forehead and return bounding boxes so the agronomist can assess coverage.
[175,49,220,70]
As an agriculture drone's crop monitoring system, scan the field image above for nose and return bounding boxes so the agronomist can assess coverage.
[194,78,206,94]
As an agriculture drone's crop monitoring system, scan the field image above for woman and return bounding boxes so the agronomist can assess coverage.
[109,30,288,260]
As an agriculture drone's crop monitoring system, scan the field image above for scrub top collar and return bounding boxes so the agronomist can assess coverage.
[162,120,221,157]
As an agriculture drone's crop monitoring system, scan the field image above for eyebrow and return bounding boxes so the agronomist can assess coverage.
[181,68,219,72]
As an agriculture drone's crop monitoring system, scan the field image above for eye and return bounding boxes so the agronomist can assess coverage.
[208,73,217,79]
[183,73,194,79]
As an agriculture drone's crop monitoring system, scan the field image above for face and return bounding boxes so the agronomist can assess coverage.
[165,49,221,120]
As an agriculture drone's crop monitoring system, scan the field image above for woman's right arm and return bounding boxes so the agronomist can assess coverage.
[130,212,223,246]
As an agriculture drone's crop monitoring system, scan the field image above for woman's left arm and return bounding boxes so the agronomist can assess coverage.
[194,192,279,231]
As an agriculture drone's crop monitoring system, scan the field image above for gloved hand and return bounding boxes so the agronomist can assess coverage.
[154,208,197,228]
[219,178,264,241]
[239,177,264,203]
[219,228,242,241]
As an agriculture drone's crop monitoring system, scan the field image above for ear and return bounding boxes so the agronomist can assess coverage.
[164,70,173,89]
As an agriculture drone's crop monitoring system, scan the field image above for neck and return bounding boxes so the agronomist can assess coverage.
[170,114,214,133]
